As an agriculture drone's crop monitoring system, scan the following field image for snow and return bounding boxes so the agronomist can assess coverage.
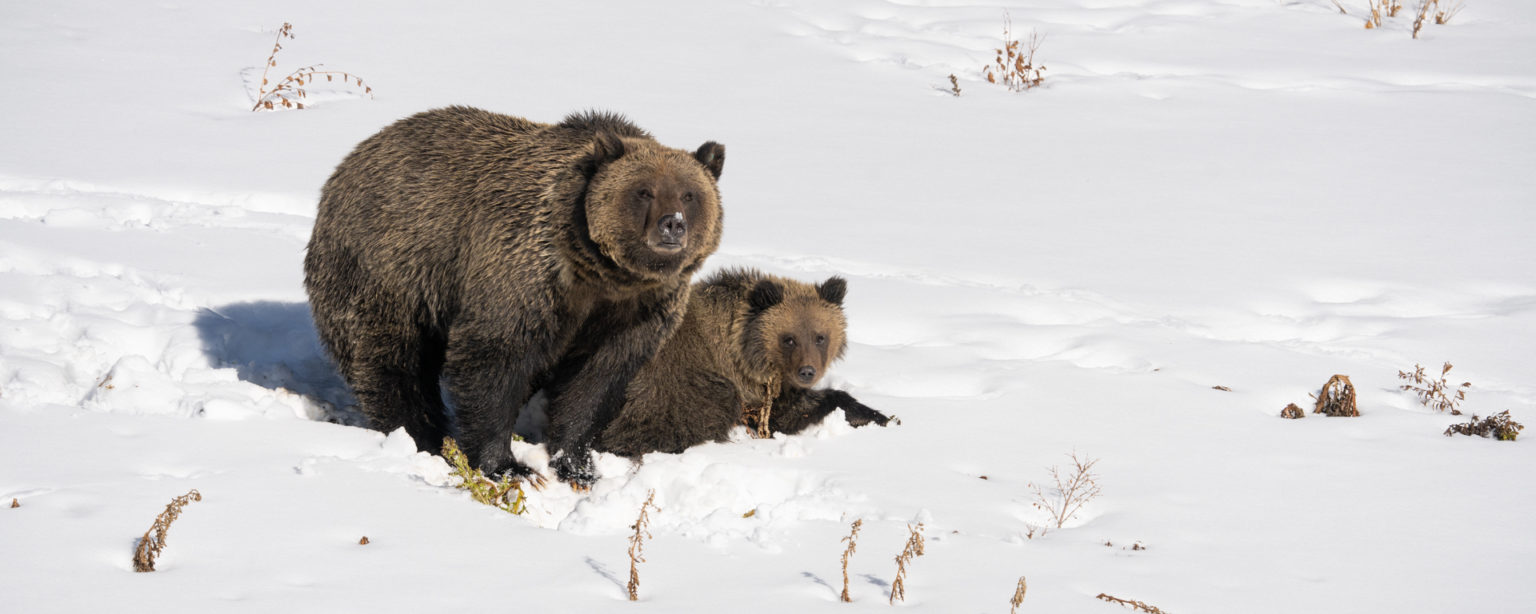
[3,1,1534,612]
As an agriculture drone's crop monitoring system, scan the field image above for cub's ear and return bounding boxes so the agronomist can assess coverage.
[694,141,725,180]
[817,276,847,306]
[580,131,627,177]
[748,279,783,313]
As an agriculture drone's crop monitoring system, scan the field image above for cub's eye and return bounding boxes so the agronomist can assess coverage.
[815,334,827,346]
[637,188,654,200]
[781,335,796,348]
[682,192,695,203]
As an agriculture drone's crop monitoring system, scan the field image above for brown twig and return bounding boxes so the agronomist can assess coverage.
[1399,362,1469,414]
[627,490,659,601]
[839,519,863,602]
[132,489,202,572]
[251,23,373,111]
[1029,452,1102,528]
[888,523,926,604]
[1010,576,1028,613]
[1096,593,1170,613]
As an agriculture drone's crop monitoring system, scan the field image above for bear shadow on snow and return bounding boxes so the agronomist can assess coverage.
[192,301,364,426]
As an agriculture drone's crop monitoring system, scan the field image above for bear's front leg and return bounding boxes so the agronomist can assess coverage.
[545,292,685,488]
[444,327,550,480]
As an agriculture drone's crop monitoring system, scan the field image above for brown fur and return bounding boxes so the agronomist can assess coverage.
[599,268,893,458]
[304,106,724,485]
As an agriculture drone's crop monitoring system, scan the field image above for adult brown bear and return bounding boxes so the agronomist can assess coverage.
[304,106,724,486]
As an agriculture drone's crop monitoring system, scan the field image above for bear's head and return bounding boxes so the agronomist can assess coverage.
[581,132,724,279]
[743,275,849,390]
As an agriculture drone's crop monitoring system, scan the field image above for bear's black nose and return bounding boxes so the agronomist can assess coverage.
[797,366,816,383]
[658,213,686,245]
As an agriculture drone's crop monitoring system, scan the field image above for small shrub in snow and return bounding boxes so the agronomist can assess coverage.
[441,438,527,515]
[1096,593,1171,613]
[1028,452,1102,529]
[132,489,202,572]
[983,11,1046,93]
[1398,362,1470,415]
[1444,410,1523,441]
[888,523,926,605]
[9,498,17,508]
[251,22,373,111]
[358,536,370,545]
[1281,403,1306,419]
[839,518,863,602]
[1311,374,1360,417]
[1009,576,1028,614]
[627,490,659,601]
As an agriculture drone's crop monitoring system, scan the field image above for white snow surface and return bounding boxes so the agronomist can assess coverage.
[3,1,1534,612]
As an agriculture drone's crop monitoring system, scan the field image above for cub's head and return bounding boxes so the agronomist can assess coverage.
[744,275,849,389]
[581,131,725,279]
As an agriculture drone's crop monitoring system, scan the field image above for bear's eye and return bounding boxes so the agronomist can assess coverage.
[781,335,795,348]
[637,188,654,200]
[682,192,695,203]
[815,334,827,346]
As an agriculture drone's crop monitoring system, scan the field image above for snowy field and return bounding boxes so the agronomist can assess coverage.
[3,1,1534,612]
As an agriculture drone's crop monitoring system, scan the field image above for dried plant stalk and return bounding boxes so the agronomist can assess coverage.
[9,498,17,509]
[1280,403,1306,419]
[132,489,202,572]
[1010,576,1028,613]
[839,519,863,602]
[1312,374,1360,417]
[948,74,962,97]
[442,437,527,514]
[888,523,926,604]
[627,489,658,601]
[1096,593,1171,613]
[1398,362,1470,415]
[1444,410,1523,441]
[1029,452,1102,529]
[251,22,373,111]
[740,374,781,438]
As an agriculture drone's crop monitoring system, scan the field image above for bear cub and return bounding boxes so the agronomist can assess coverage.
[599,267,894,458]
[304,106,725,486]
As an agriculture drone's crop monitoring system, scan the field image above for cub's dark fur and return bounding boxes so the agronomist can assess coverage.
[599,268,893,458]
[304,106,725,485]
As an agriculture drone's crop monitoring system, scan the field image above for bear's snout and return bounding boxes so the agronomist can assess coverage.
[796,365,817,385]
[657,212,687,248]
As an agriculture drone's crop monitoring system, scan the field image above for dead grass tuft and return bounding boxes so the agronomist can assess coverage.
[983,11,1046,92]
[1311,374,1360,417]
[1010,576,1028,613]
[1444,410,1523,441]
[1280,403,1306,419]
[132,489,202,572]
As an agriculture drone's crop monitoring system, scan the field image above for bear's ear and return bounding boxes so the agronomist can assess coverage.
[817,276,847,306]
[694,141,725,180]
[580,131,627,177]
[748,279,783,313]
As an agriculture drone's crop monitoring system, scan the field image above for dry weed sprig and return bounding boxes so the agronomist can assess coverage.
[840,519,863,602]
[1311,374,1360,417]
[441,437,527,515]
[1433,0,1466,24]
[741,374,781,438]
[1096,593,1170,613]
[1010,576,1028,614]
[948,74,962,97]
[627,489,659,601]
[9,498,17,509]
[251,22,373,111]
[1028,452,1102,529]
[1398,362,1470,414]
[983,11,1046,92]
[888,522,926,604]
[1444,410,1523,441]
[132,489,202,572]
